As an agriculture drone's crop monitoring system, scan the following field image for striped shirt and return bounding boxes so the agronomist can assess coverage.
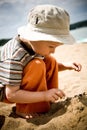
[0,37,43,87]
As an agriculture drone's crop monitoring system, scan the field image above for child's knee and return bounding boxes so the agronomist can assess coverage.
[32,58,45,70]
[24,58,46,74]
[22,58,46,90]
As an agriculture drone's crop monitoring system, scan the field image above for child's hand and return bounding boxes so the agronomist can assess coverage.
[71,62,82,71]
[44,88,65,103]
[62,62,82,72]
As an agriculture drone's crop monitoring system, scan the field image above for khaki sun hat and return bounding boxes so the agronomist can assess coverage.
[18,5,75,44]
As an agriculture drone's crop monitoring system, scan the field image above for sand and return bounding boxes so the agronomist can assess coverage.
[0,43,87,130]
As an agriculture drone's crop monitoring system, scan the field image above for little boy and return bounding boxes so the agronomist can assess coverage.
[0,5,81,119]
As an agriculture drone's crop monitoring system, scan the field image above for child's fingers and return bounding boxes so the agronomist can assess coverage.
[56,89,65,98]
[78,64,82,71]
[73,63,82,71]
[54,89,66,103]
[59,89,65,97]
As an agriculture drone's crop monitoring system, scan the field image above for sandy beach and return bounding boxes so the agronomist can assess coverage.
[0,43,87,130]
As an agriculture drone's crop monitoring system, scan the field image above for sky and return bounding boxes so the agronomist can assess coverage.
[0,0,87,39]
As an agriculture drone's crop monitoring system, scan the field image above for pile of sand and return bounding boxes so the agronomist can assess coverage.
[0,43,87,130]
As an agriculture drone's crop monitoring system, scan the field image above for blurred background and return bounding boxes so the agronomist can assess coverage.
[0,0,87,45]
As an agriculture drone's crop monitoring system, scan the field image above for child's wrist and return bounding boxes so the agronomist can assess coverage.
[42,91,48,102]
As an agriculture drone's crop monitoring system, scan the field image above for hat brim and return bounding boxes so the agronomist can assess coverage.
[18,25,75,44]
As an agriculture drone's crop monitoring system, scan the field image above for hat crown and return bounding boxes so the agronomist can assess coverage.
[28,5,70,31]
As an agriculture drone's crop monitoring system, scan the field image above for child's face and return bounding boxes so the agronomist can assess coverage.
[30,41,62,56]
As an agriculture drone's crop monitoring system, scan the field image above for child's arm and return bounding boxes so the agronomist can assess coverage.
[5,85,65,103]
[58,62,82,72]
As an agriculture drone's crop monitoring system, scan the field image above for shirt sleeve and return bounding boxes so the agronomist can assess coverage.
[0,58,23,86]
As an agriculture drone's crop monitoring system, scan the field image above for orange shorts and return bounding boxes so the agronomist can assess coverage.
[16,56,58,114]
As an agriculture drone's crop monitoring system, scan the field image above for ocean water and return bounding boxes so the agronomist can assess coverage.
[70,27,87,43]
